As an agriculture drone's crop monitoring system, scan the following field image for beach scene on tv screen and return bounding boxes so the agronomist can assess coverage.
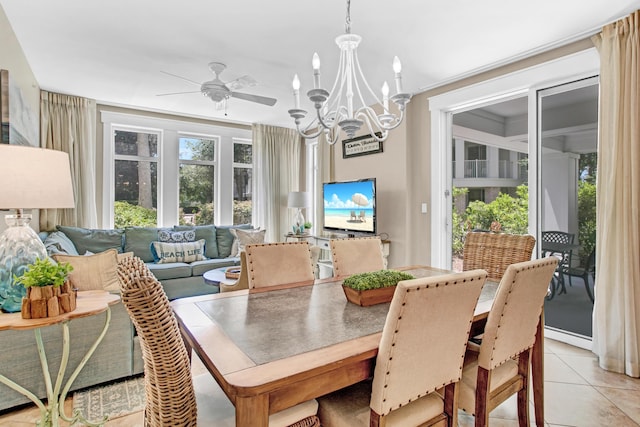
[324,180,375,233]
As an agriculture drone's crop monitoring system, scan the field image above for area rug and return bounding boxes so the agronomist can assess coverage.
[72,375,145,423]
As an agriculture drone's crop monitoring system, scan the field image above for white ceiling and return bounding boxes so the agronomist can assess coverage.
[2,0,639,128]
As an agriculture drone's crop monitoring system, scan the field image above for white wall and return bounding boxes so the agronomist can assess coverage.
[0,5,40,233]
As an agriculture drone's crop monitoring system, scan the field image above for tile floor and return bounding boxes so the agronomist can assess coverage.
[1,338,639,426]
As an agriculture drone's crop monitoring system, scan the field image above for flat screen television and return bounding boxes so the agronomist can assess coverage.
[322,178,376,236]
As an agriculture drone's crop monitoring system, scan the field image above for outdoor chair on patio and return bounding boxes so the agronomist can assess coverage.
[541,230,575,294]
[563,247,596,303]
[459,258,558,427]
[462,231,536,281]
[317,269,487,427]
[330,236,385,278]
[117,255,320,426]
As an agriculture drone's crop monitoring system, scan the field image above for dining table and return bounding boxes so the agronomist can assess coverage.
[171,265,546,427]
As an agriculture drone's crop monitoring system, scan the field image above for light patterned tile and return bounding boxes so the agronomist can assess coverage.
[545,381,638,426]
[596,386,640,424]
[545,338,596,358]
[544,353,589,385]
[559,355,640,390]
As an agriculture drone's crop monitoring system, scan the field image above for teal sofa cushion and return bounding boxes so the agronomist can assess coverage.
[124,227,169,263]
[56,225,124,254]
[216,224,252,258]
[146,262,192,281]
[174,224,219,259]
[43,231,79,256]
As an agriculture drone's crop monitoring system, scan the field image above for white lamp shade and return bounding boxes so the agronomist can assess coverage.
[287,191,310,209]
[0,145,75,209]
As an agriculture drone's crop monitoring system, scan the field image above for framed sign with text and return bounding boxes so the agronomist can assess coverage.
[342,132,383,159]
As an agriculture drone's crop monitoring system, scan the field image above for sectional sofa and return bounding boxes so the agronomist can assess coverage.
[0,223,247,411]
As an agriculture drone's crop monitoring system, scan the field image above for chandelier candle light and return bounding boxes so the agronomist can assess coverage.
[288,0,411,144]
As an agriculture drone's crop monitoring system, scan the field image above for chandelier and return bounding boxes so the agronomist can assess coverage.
[288,0,411,144]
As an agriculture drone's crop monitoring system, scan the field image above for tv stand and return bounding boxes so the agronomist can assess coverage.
[311,235,390,279]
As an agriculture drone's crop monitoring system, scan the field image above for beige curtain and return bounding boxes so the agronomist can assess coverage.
[592,10,640,378]
[39,91,97,230]
[252,124,302,242]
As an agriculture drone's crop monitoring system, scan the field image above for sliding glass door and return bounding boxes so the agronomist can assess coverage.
[538,77,599,340]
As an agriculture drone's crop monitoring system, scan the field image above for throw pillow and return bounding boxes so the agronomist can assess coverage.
[158,229,196,243]
[52,249,120,292]
[230,228,266,256]
[150,239,207,264]
[43,231,80,256]
[216,224,252,258]
[173,225,219,259]
[56,226,124,255]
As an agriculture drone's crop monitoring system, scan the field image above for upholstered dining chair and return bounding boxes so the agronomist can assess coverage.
[317,269,488,427]
[244,241,316,289]
[458,257,558,427]
[462,231,536,281]
[219,250,249,293]
[117,256,320,426]
[329,236,385,278]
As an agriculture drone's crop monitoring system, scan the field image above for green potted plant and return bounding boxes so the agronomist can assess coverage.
[303,221,312,231]
[341,269,415,306]
[13,258,76,319]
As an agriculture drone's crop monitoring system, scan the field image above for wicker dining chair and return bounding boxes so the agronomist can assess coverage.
[458,257,558,427]
[329,236,386,278]
[462,231,536,281]
[244,242,315,289]
[317,269,487,427]
[117,256,320,426]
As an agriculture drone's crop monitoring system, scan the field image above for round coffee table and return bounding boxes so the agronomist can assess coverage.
[203,267,240,292]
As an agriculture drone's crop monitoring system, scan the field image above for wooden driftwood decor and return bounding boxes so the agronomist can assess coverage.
[21,282,77,319]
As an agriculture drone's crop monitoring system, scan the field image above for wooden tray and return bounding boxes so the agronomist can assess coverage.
[225,267,241,279]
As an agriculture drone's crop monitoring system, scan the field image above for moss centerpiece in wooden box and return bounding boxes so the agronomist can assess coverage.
[342,269,415,306]
[13,258,76,319]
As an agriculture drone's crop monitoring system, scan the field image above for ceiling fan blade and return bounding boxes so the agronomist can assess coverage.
[230,91,277,106]
[226,75,258,91]
[156,90,202,97]
[160,71,202,86]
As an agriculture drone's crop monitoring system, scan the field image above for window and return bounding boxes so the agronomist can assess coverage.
[113,128,160,228]
[102,111,251,228]
[233,138,252,225]
[178,136,217,225]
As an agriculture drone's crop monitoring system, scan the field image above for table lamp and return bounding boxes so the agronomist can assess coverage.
[0,145,75,312]
[287,191,310,235]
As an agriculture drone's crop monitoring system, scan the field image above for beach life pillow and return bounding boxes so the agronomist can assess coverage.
[230,228,266,256]
[52,249,120,292]
[43,231,80,256]
[158,229,196,243]
[150,239,206,264]
[56,225,124,255]
[173,225,219,259]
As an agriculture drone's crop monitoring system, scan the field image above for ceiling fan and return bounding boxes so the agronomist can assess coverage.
[158,62,277,107]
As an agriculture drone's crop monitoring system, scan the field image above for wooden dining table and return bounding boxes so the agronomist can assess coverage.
[171,265,546,427]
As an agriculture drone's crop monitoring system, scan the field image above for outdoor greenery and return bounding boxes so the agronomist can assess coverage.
[453,151,597,264]
[342,270,415,291]
[453,184,529,255]
[114,201,157,228]
[13,258,73,288]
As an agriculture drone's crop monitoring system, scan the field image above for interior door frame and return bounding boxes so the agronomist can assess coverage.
[428,48,600,270]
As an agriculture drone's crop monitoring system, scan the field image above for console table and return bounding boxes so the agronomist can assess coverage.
[0,291,120,427]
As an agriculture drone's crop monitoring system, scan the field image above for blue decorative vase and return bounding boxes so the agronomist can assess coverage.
[0,215,47,313]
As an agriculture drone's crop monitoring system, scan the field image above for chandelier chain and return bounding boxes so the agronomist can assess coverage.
[345,0,351,34]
